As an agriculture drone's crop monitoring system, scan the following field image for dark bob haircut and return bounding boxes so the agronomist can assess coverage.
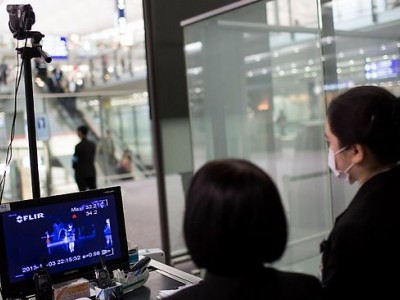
[184,158,287,275]
[327,85,400,164]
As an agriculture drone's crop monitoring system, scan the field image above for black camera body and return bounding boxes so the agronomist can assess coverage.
[96,267,114,289]
[96,254,115,289]
[33,268,53,300]
[6,4,35,39]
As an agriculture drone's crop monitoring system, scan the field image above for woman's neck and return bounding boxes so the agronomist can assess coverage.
[359,163,396,185]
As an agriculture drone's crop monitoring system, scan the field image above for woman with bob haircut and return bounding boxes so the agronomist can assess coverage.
[321,85,400,299]
[167,158,322,300]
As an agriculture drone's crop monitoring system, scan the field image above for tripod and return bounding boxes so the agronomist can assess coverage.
[16,31,52,198]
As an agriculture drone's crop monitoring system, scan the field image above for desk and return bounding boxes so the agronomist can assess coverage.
[124,259,202,300]
[0,260,201,300]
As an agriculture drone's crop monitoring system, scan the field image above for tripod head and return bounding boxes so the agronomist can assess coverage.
[29,31,52,63]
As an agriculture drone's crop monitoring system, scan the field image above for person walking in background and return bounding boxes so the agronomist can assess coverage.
[321,86,400,300]
[72,125,97,191]
[276,109,287,136]
[46,68,64,93]
[0,62,8,86]
[166,158,322,300]
[116,149,134,180]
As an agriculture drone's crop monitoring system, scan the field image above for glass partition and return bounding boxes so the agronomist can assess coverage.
[182,0,400,275]
[183,0,329,275]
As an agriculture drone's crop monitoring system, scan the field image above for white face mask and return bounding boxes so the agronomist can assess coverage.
[328,147,355,183]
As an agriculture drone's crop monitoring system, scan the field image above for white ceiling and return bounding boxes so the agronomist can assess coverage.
[0,0,143,37]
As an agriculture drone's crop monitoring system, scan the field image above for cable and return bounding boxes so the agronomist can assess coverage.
[0,38,26,203]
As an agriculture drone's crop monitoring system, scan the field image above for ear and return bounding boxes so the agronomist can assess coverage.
[350,144,364,164]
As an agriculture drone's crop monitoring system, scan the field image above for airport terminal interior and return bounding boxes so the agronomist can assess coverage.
[1,0,400,290]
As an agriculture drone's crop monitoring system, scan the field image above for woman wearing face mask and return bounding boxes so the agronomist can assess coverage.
[321,85,400,300]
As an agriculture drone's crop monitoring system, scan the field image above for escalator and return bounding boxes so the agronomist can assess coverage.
[44,92,153,188]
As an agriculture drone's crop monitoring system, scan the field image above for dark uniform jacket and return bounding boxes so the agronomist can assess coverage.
[321,164,400,300]
[72,137,96,180]
[166,267,322,300]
